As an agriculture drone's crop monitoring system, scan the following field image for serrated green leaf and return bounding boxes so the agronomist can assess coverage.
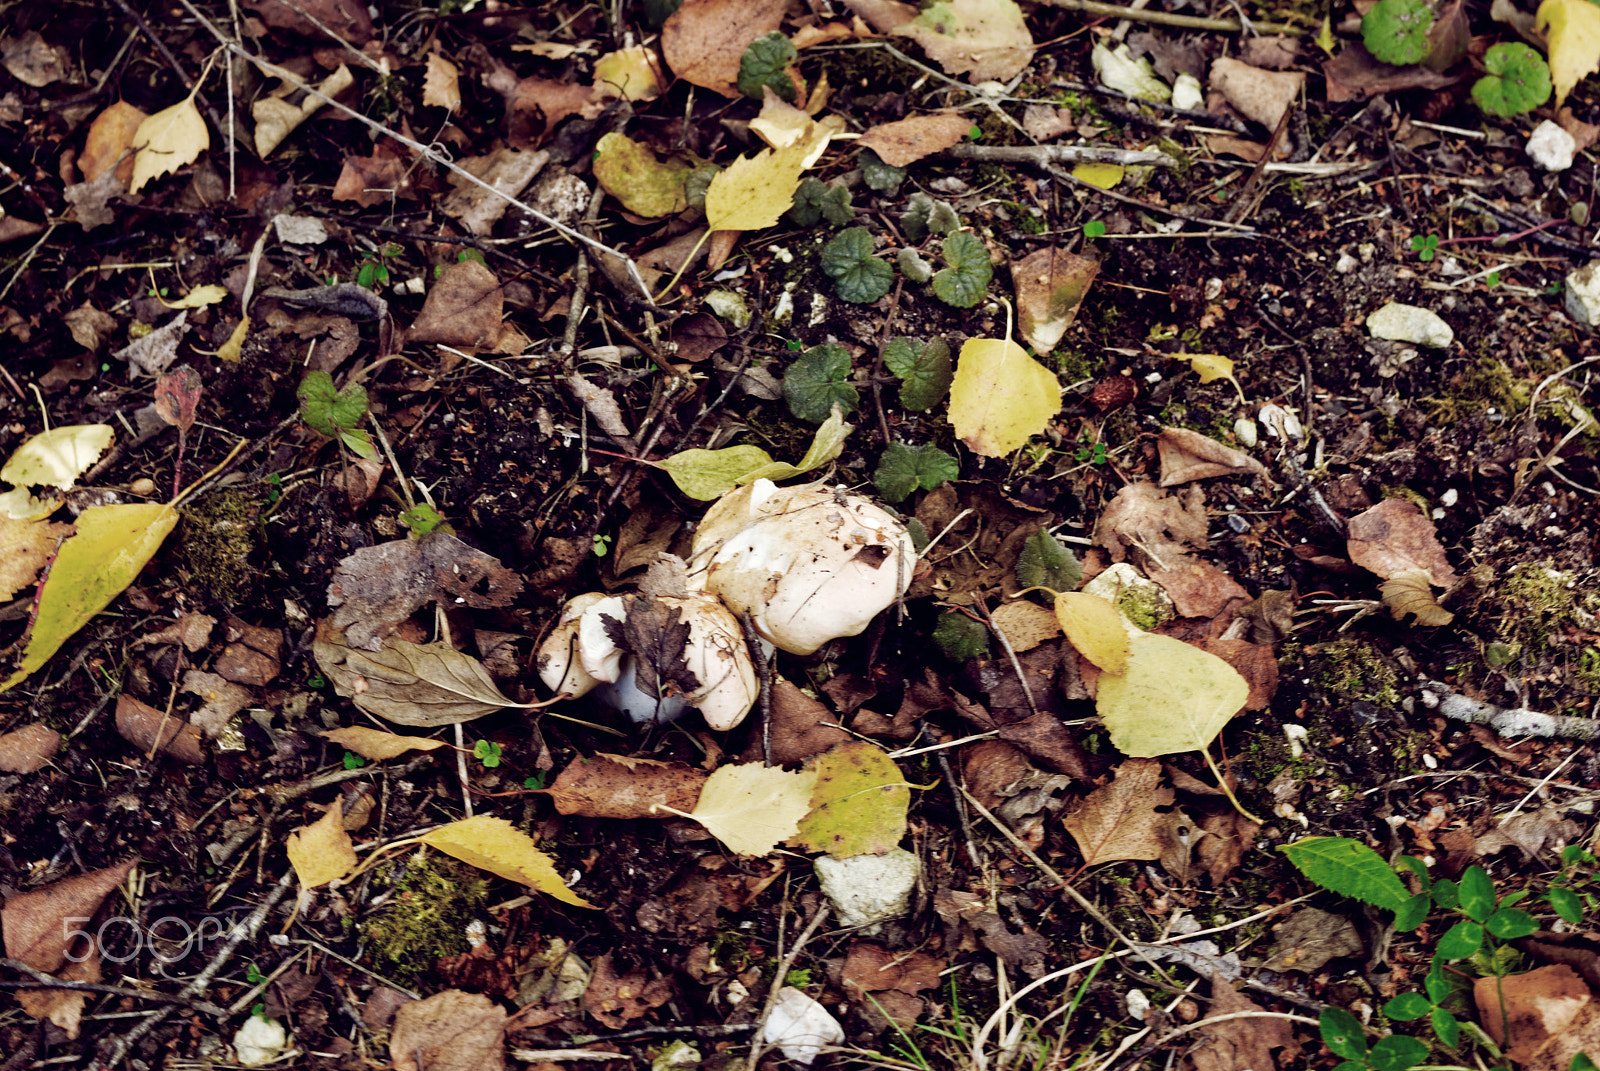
[789,177,853,227]
[931,231,992,308]
[1473,42,1552,116]
[737,31,798,101]
[1279,837,1412,912]
[860,148,905,193]
[1362,0,1434,65]
[661,445,776,500]
[821,227,894,304]
[873,442,958,503]
[793,741,910,858]
[933,612,988,660]
[1016,527,1083,592]
[298,371,368,436]
[882,337,953,411]
[783,343,859,423]
[902,192,960,241]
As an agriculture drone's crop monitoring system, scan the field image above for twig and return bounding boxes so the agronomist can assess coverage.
[0,958,227,1016]
[743,903,830,1071]
[1038,0,1303,33]
[740,610,775,767]
[938,750,985,871]
[948,143,1178,169]
[1421,681,1600,741]
[1048,164,1261,237]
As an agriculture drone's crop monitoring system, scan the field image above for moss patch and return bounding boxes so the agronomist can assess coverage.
[362,852,490,983]
[175,487,264,606]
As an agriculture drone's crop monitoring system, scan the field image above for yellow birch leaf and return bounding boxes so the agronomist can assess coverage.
[704,142,809,232]
[1053,591,1131,675]
[2,502,178,692]
[1183,353,1245,403]
[947,337,1061,457]
[420,815,595,908]
[593,47,664,102]
[1072,162,1123,189]
[1538,0,1600,108]
[286,802,357,888]
[2,425,114,490]
[689,762,818,856]
[1096,633,1249,757]
[322,726,450,760]
[130,96,209,194]
[163,284,228,310]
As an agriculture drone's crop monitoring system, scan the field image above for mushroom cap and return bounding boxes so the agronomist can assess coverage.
[691,481,916,655]
[536,592,609,698]
[668,593,759,730]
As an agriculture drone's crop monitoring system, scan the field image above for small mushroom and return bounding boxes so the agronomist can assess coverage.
[689,480,917,656]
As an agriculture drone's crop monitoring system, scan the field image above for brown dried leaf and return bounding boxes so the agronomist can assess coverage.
[1322,42,1460,102]
[16,955,100,1038]
[180,670,253,737]
[1156,427,1267,487]
[1262,907,1364,972]
[322,726,450,760]
[331,150,411,207]
[506,78,596,148]
[547,752,708,819]
[0,515,72,600]
[242,0,373,43]
[1062,759,1173,866]
[1011,248,1099,354]
[857,112,972,167]
[1,860,135,971]
[1197,638,1278,710]
[894,0,1035,82]
[1186,977,1295,1071]
[327,531,523,650]
[313,622,526,726]
[1380,569,1455,626]
[440,148,548,236]
[114,694,205,763]
[661,0,789,97]
[1347,498,1459,585]
[1093,481,1210,561]
[286,800,357,888]
[409,259,505,349]
[422,52,461,111]
[841,942,944,996]
[0,722,62,774]
[1208,57,1305,131]
[740,678,851,766]
[990,600,1061,654]
[390,989,506,1071]
[584,953,675,1029]
[80,100,146,183]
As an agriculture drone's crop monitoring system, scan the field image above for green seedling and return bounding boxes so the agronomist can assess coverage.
[473,739,503,768]
[591,532,612,557]
[931,230,993,308]
[821,227,893,304]
[343,751,365,769]
[355,260,389,289]
[860,148,906,194]
[783,342,859,422]
[1362,0,1434,66]
[1083,219,1107,239]
[883,336,953,411]
[1473,42,1552,117]
[1411,234,1440,261]
[263,473,283,507]
[522,772,547,790]
[296,371,378,460]
[873,442,959,503]
[1075,433,1108,465]
[738,31,798,102]
[399,503,445,536]
[789,176,854,227]
[245,963,267,986]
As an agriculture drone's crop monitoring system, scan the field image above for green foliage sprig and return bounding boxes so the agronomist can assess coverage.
[1473,43,1553,117]
[821,227,894,304]
[1362,0,1434,66]
[297,371,378,460]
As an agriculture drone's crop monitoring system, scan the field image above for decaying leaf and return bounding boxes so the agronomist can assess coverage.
[793,741,911,857]
[1054,591,1132,674]
[0,515,72,599]
[129,94,209,194]
[114,694,205,763]
[254,65,352,157]
[286,800,358,887]
[1063,759,1174,866]
[1538,0,1600,108]
[857,112,972,167]
[419,814,594,907]
[547,752,709,820]
[1156,427,1267,487]
[894,0,1036,82]
[592,132,693,218]
[80,100,147,183]
[704,142,809,232]
[687,761,819,856]
[409,259,506,349]
[1346,498,1459,586]
[1380,569,1455,626]
[389,989,507,1071]
[947,335,1061,457]
[1,860,134,971]
[321,726,450,760]
[2,424,113,491]
[312,623,532,726]
[1096,634,1250,757]
[1011,248,1099,354]
[0,722,62,774]
[661,0,790,98]
[422,52,461,111]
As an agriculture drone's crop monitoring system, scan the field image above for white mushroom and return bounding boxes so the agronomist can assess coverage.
[689,480,917,656]
[536,592,609,698]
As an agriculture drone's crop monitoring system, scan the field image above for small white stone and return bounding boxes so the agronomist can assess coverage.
[1335,251,1359,274]
[1441,488,1458,507]
[1171,73,1204,111]
[1366,302,1453,348]
[1233,417,1258,447]
[1563,260,1600,326]
[814,849,918,931]
[233,1016,289,1067]
[763,988,845,1065]
[1527,119,1577,172]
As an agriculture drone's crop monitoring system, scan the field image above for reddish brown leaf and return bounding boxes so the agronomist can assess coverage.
[1,860,135,972]
[408,259,505,349]
[153,364,202,433]
[242,0,373,43]
[583,953,674,1029]
[114,694,205,764]
[857,113,972,167]
[1346,498,1459,586]
[661,0,789,98]
[327,531,523,650]
[332,150,411,207]
[1062,759,1173,866]
[389,989,506,1071]
[547,753,708,820]
[0,722,62,774]
[1185,977,1295,1071]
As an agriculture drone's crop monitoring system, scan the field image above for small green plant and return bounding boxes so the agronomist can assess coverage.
[1016,527,1082,592]
[931,231,993,308]
[783,342,859,423]
[399,503,445,536]
[262,473,283,507]
[1320,1006,1430,1071]
[1410,234,1440,261]
[785,968,814,988]
[874,442,959,503]
[821,227,894,304]
[902,193,960,241]
[245,963,267,986]
[343,751,365,769]
[591,532,612,557]
[883,336,953,411]
[789,177,853,227]
[1083,219,1107,239]
[523,772,547,790]
[1362,0,1434,67]
[1473,42,1552,117]
[738,31,798,102]
[859,148,906,194]
[296,371,378,460]
[932,611,988,661]
[473,739,503,768]
[1075,433,1108,465]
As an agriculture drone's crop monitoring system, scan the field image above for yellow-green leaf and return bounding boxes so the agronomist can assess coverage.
[592,132,693,218]
[164,284,228,310]
[2,502,178,692]
[1054,591,1131,675]
[947,336,1060,457]
[1183,353,1245,402]
[420,815,595,908]
[690,762,818,856]
[130,95,209,194]
[735,406,852,485]
[2,424,114,491]
[1538,0,1600,108]
[1072,162,1123,189]
[704,142,809,232]
[1096,633,1249,757]
[660,445,776,500]
[793,742,910,858]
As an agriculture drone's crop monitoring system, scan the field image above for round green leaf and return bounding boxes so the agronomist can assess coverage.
[1320,1007,1367,1061]
[1486,907,1539,940]
[782,342,858,424]
[1362,0,1434,66]
[1472,42,1552,117]
[1548,885,1583,926]
[737,32,798,101]
[931,231,992,308]
[1383,992,1432,1020]
[821,227,893,304]
[883,337,953,411]
[1436,920,1484,960]
[1369,1035,1429,1071]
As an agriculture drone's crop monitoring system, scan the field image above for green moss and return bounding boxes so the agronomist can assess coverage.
[1051,347,1099,382]
[361,852,490,983]
[1117,587,1168,631]
[1488,564,1600,671]
[1305,639,1402,708]
[1377,486,1431,514]
[175,488,263,605]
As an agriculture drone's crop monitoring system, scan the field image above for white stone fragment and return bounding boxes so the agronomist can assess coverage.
[1366,302,1453,348]
[272,214,329,245]
[1233,417,1258,448]
[814,848,919,930]
[1172,73,1204,110]
[1564,260,1600,326]
[1527,120,1577,172]
[233,1016,289,1067]
[763,988,844,1065]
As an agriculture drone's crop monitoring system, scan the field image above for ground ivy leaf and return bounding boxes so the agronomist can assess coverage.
[1016,527,1082,592]
[821,227,893,304]
[298,370,368,436]
[1473,42,1552,116]
[930,230,992,308]
[873,442,958,503]
[737,31,798,101]
[783,342,859,423]
[882,337,953,411]
[661,445,776,500]
[933,611,988,660]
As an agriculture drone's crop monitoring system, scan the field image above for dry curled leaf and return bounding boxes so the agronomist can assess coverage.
[312,622,532,726]
[1380,569,1455,626]
[1346,498,1459,586]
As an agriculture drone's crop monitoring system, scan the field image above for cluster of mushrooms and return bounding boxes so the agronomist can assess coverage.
[536,480,918,730]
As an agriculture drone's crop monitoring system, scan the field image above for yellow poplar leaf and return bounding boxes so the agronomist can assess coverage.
[704,142,809,232]
[163,284,227,310]
[1072,162,1123,189]
[689,762,818,856]
[322,726,450,760]
[1184,353,1245,402]
[1538,0,1600,108]
[1054,591,1131,675]
[1,502,178,692]
[793,742,910,858]
[2,424,114,490]
[947,337,1061,457]
[422,53,461,110]
[129,95,209,194]
[1096,633,1250,758]
[286,802,357,888]
[593,47,664,102]
[420,815,594,908]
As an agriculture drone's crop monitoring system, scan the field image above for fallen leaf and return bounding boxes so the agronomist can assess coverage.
[15,956,100,1038]
[1011,248,1099,354]
[115,694,205,763]
[794,741,910,857]
[593,47,664,102]
[422,52,460,111]
[1262,907,1364,972]
[895,0,1035,82]
[1380,569,1455,626]
[1187,977,1295,1071]
[180,670,254,737]
[947,335,1061,457]
[1539,0,1600,108]
[129,94,209,194]
[254,65,353,157]
[1321,42,1460,102]
[153,365,202,433]
[2,424,113,490]
[547,752,708,819]
[704,142,810,231]
[286,800,358,887]
[242,0,373,42]
[409,259,505,349]
[322,726,450,761]
[390,989,506,1071]
[0,722,62,774]
[332,149,411,207]
[112,311,189,376]
[2,31,68,87]
[1097,634,1250,758]
[80,100,147,183]
[1208,57,1305,130]
[312,623,532,726]
[0,515,72,598]
[439,146,548,235]
[990,600,1061,653]
[63,306,118,352]
[857,112,972,167]
[1054,591,1132,674]
[505,77,596,148]
[419,815,594,907]
[1157,427,1267,486]
[1180,353,1246,402]
[661,0,790,97]
[1063,759,1174,865]
[1346,498,1459,586]
[3,503,179,692]
[688,762,819,856]
[2,861,134,971]
[660,445,776,500]
[592,132,693,218]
